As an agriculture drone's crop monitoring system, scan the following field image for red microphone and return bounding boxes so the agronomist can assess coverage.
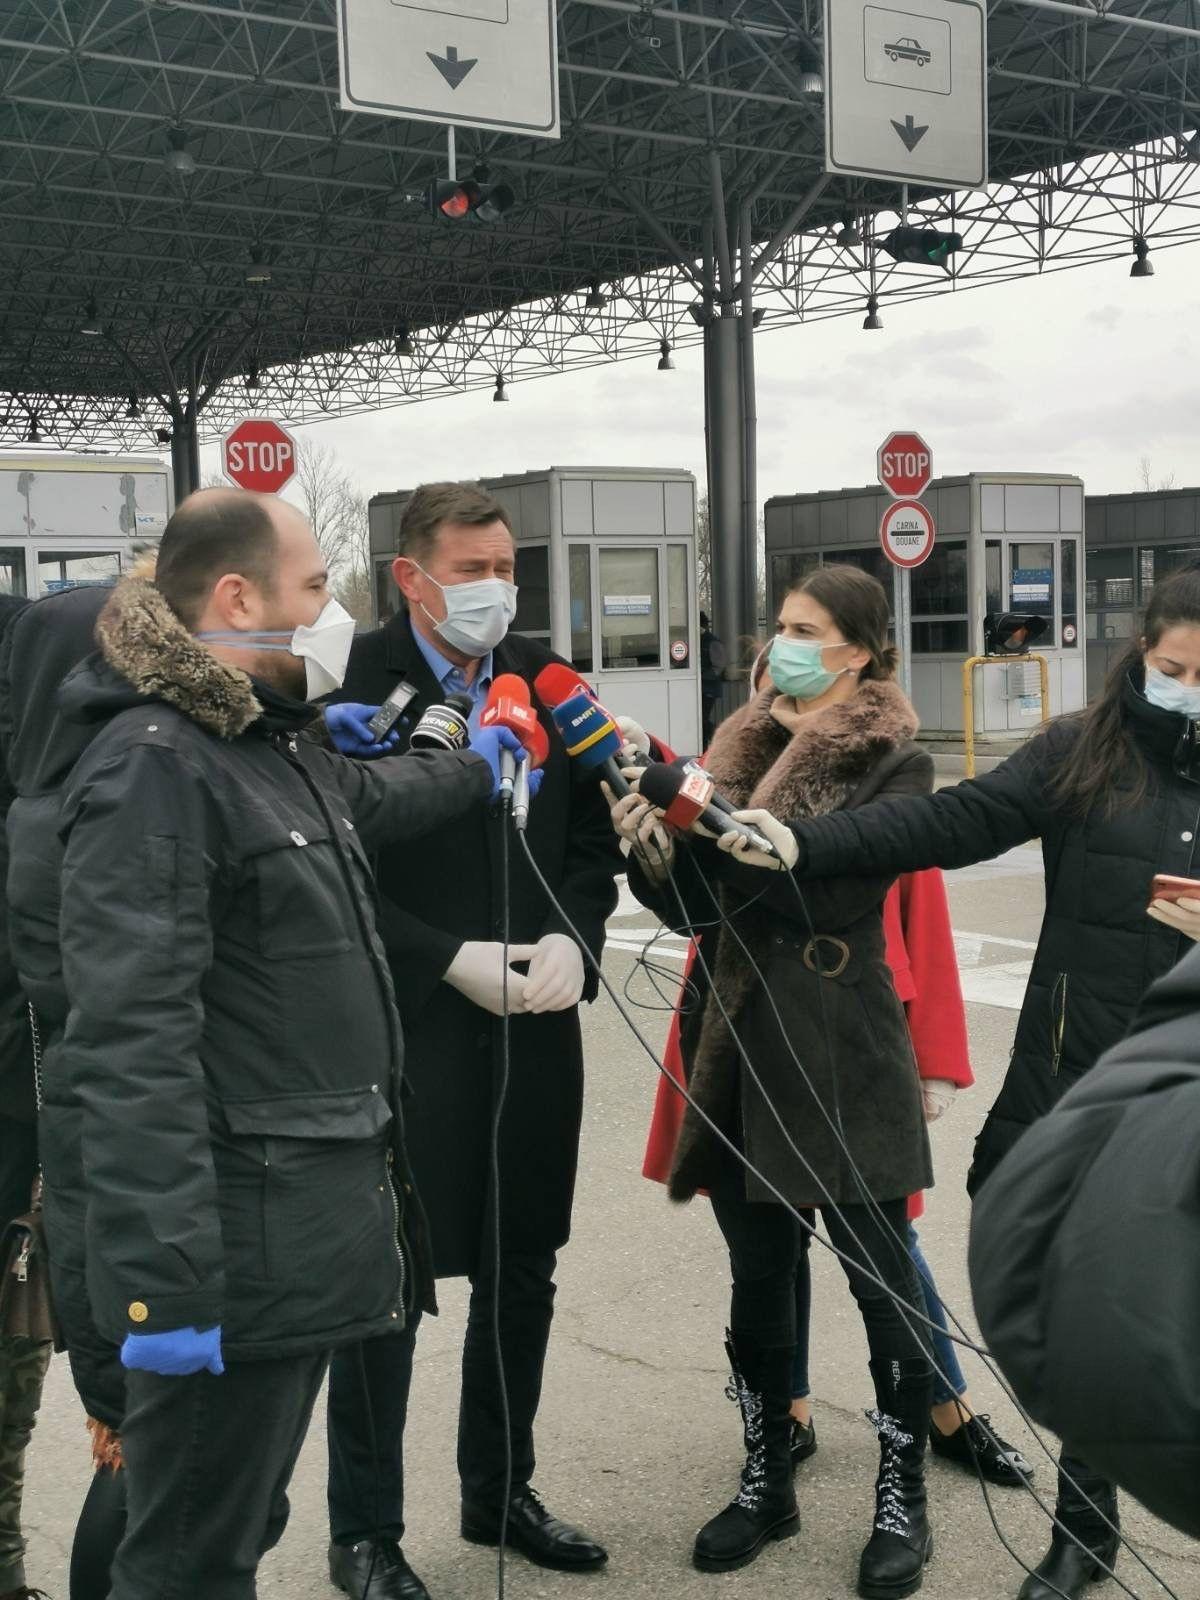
[482,674,548,829]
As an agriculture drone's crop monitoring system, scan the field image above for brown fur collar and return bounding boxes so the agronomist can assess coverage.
[96,576,262,740]
[667,677,919,1202]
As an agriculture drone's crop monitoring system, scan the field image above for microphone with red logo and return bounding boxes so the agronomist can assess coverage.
[481,674,550,830]
[638,760,779,858]
[533,664,635,797]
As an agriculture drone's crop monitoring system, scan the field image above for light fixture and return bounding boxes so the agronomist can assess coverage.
[26,417,41,445]
[798,69,823,94]
[245,364,260,391]
[1131,236,1154,278]
[863,295,883,331]
[394,324,414,358]
[493,372,509,402]
[751,307,767,328]
[126,392,141,418]
[80,299,103,336]
[657,339,675,371]
[245,254,272,285]
[164,127,196,177]
[585,281,607,310]
[836,218,861,248]
[156,427,174,445]
[797,30,823,94]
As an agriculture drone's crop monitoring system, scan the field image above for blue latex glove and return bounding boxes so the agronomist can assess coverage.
[324,703,401,759]
[121,1325,225,1377]
[468,724,533,803]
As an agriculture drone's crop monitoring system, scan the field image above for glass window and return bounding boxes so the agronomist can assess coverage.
[1142,544,1200,600]
[374,559,399,625]
[826,546,896,612]
[769,552,819,619]
[1061,539,1079,648]
[568,545,593,673]
[910,540,968,655]
[666,545,690,669]
[0,549,26,596]
[598,547,660,669]
[1009,540,1056,646]
[514,545,550,636]
[1085,546,1133,643]
[985,540,1003,618]
[37,550,121,594]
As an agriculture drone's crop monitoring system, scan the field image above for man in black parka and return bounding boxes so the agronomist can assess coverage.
[52,489,506,1600]
[325,482,621,1599]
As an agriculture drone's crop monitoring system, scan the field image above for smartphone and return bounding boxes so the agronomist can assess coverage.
[1149,873,1200,905]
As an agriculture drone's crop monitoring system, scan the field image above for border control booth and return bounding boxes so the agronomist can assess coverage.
[369,466,702,756]
[764,472,1087,747]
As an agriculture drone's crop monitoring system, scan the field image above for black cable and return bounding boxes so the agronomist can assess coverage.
[522,825,1174,1600]
[492,797,515,1599]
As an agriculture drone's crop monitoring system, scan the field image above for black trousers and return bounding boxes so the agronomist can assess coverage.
[110,1353,327,1600]
[327,1250,557,1544]
[709,1182,930,1365]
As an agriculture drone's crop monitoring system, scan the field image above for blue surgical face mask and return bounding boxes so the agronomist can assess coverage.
[1143,663,1200,720]
[768,635,849,701]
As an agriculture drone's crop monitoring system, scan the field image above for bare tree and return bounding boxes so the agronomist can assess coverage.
[1139,455,1178,493]
[292,442,374,626]
[696,494,712,612]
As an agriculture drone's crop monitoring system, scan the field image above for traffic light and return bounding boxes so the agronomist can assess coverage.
[427,175,515,223]
[984,613,1048,656]
[879,226,963,267]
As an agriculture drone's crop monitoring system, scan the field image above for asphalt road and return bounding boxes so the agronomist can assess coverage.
[21,846,1200,1600]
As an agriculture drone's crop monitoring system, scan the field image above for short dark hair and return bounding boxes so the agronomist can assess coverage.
[155,491,278,628]
[788,564,899,682]
[399,481,512,567]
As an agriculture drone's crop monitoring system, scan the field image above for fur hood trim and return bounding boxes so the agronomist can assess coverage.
[96,577,262,740]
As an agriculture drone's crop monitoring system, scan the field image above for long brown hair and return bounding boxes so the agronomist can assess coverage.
[789,564,900,681]
[1051,564,1200,817]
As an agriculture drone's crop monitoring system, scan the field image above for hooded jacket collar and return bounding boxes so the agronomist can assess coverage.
[1120,666,1200,778]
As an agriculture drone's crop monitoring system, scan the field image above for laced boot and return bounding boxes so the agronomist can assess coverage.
[1018,1452,1119,1600]
[692,1330,800,1572]
[858,1357,934,1600]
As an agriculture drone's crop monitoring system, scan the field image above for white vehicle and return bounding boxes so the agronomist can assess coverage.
[0,451,172,597]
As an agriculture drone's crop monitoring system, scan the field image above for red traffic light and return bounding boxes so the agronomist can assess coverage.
[427,176,514,224]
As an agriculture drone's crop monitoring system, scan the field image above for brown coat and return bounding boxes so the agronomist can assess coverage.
[629,680,936,1209]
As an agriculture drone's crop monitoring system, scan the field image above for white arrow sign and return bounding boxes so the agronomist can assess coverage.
[337,0,560,138]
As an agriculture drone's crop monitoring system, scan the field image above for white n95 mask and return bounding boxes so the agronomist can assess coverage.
[196,598,357,700]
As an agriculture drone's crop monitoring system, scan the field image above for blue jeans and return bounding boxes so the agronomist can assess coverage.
[791,1222,965,1406]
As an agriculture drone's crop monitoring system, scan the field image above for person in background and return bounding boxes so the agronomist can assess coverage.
[699,611,726,747]
[325,482,622,1600]
[772,562,1200,1600]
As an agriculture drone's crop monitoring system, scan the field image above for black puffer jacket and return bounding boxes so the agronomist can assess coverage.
[789,672,1199,1190]
[54,578,492,1361]
[969,942,1200,1539]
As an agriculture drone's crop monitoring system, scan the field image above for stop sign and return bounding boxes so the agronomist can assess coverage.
[877,431,933,500]
[222,418,298,494]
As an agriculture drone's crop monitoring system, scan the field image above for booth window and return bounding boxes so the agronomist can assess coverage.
[37,550,121,593]
[0,550,26,596]
[598,547,661,669]
[1141,544,1198,600]
[769,551,820,617]
[374,559,399,625]
[830,546,896,612]
[1085,546,1133,641]
[911,540,968,653]
[666,545,689,669]
[514,546,551,638]
[568,546,593,673]
[985,541,1003,618]
[1008,541,1056,647]
[1061,541,1079,648]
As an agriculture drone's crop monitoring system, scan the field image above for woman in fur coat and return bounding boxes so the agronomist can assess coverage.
[611,565,937,1599]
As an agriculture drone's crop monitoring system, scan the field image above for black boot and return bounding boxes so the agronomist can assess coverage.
[1017,1452,1119,1600]
[692,1331,799,1573]
[858,1358,934,1600]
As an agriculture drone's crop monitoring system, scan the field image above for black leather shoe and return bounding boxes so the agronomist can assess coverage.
[1016,1531,1119,1600]
[929,1413,1033,1486]
[328,1538,432,1600]
[461,1488,608,1571]
[790,1416,818,1468]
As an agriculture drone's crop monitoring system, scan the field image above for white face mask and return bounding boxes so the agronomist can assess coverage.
[1144,663,1200,721]
[415,566,518,658]
[197,598,357,700]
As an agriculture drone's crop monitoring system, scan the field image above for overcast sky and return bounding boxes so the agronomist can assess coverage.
[199,242,1200,509]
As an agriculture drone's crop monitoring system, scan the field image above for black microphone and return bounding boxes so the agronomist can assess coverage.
[367,680,419,743]
[639,760,779,857]
[409,692,473,751]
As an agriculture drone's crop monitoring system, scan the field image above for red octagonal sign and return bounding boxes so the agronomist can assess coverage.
[222,417,298,495]
[877,431,933,501]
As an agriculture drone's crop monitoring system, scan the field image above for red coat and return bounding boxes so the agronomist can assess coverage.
[641,868,973,1219]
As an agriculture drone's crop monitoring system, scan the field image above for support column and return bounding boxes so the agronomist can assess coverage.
[706,313,748,710]
[169,410,198,504]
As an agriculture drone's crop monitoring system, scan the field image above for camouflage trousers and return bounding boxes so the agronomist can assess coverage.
[0,1333,52,1591]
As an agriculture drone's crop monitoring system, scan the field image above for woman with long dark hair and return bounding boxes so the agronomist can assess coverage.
[611,565,941,1598]
[735,563,1200,1600]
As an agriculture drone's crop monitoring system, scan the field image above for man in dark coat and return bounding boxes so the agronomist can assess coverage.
[52,489,508,1600]
[325,481,622,1599]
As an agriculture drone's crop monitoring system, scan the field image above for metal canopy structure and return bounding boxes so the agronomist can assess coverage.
[3,0,1200,640]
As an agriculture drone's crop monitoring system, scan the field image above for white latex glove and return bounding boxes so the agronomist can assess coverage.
[523,933,586,1014]
[922,1079,958,1123]
[1147,895,1200,942]
[616,716,651,764]
[444,940,538,1016]
[601,781,674,874]
[714,808,799,872]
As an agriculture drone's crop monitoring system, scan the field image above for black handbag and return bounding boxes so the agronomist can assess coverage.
[0,1006,62,1347]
